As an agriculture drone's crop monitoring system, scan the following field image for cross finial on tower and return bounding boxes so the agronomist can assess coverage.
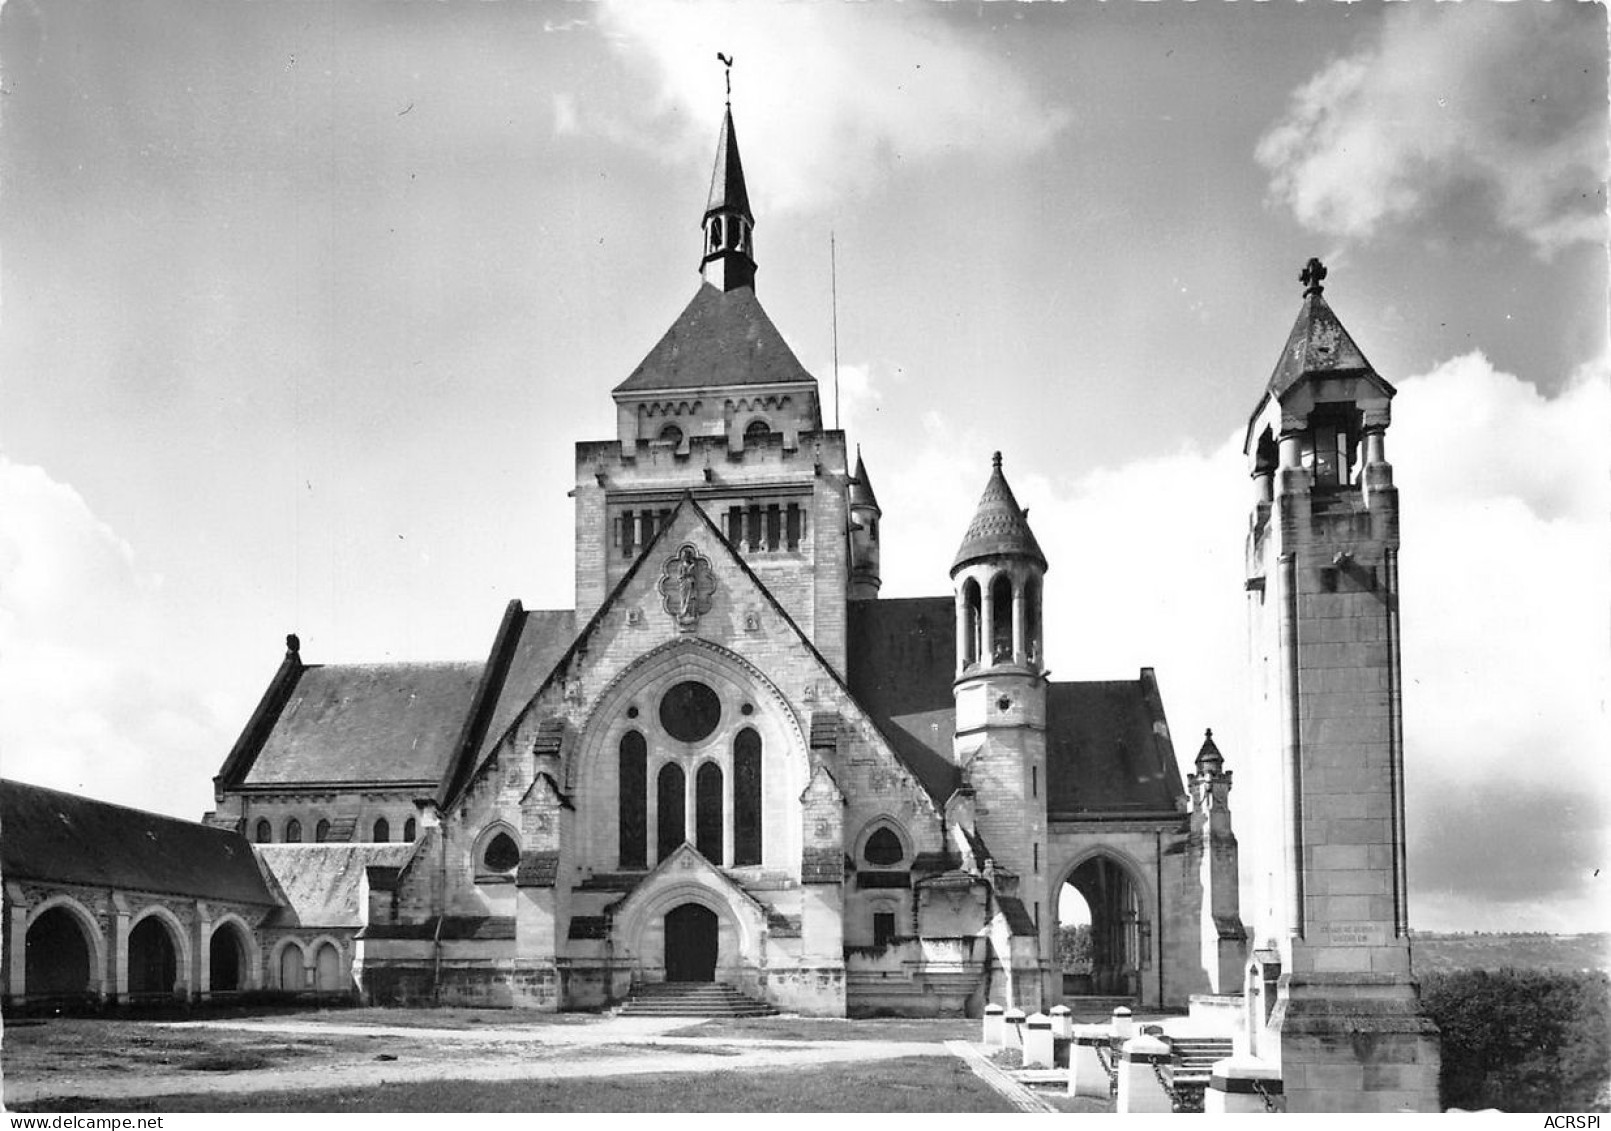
[991,450,1003,470]
[1300,256,1327,297]
[717,52,733,103]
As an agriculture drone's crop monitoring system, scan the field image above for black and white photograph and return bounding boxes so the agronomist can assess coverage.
[0,0,1605,1115]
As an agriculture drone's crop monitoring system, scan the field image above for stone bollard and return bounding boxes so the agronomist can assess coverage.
[1049,1003,1073,1040]
[1206,1054,1284,1114]
[1023,1012,1054,1068]
[982,1002,1005,1047]
[1003,1007,1026,1051]
[1116,1034,1175,1114]
[1068,1023,1115,1098]
[1111,1005,1134,1041]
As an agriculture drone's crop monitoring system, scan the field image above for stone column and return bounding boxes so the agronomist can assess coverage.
[955,589,970,675]
[722,761,735,867]
[1023,1011,1054,1068]
[193,901,214,1001]
[1069,1024,1114,1099]
[1011,578,1026,664]
[6,885,29,1001]
[981,1001,1005,1047]
[109,894,132,1002]
[646,771,660,867]
[1116,1034,1174,1114]
[1206,1055,1284,1114]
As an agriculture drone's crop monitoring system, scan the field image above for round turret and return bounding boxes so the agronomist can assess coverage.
[951,452,1047,677]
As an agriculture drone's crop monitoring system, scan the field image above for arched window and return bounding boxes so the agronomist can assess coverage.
[373,817,390,844]
[255,819,273,844]
[403,817,417,842]
[745,418,772,443]
[864,827,905,867]
[695,762,723,864]
[962,577,982,668]
[659,423,684,447]
[990,573,1014,663]
[619,730,648,869]
[657,763,686,863]
[315,818,331,844]
[481,830,520,874]
[285,819,302,844]
[734,728,763,866]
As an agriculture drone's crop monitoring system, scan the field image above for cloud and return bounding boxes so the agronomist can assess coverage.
[0,454,229,820]
[1256,3,1608,255]
[591,0,1071,213]
[874,352,1608,931]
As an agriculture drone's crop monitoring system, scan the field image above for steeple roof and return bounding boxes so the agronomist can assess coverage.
[611,283,814,394]
[705,105,753,223]
[1264,258,1390,402]
[951,452,1047,574]
[849,449,881,511]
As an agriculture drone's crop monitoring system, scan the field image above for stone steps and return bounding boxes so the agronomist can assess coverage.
[618,981,777,1017]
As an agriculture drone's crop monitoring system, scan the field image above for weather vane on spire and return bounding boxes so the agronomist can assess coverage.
[717,52,733,103]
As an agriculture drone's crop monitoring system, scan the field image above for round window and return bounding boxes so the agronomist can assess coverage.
[482,832,520,873]
[660,681,722,743]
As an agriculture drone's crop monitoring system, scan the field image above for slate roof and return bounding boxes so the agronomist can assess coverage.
[611,284,816,394]
[0,779,275,905]
[1266,289,1377,401]
[951,453,1047,573]
[467,608,578,770]
[849,450,880,511]
[845,597,963,806]
[241,662,483,788]
[847,602,1187,815]
[705,106,752,223]
[256,843,415,928]
[1045,672,1186,816]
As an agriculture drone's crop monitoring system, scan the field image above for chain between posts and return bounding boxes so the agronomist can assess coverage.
[1251,1078,1279,1113]
[1094,1045,1118,1096]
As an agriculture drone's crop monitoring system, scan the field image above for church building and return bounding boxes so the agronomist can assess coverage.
[196,101,1246,1017]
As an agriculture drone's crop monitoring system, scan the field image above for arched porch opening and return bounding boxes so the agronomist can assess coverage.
[128,915,180,997]
[1059,855,1145,999]
[209,921,251,993]
[25,905,95,999]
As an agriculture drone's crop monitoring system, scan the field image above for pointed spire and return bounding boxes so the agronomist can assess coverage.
[849,447,881,512]
[951,452,1047,574]
[700,59,756,292]
[1195,728,1225,773]
[1265,258,1379,400]
[705,106,753,225]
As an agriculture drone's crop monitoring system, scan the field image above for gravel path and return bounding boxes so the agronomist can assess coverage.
[5,1016,953,1105]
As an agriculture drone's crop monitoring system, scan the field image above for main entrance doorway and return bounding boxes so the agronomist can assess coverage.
[664,903,718,982]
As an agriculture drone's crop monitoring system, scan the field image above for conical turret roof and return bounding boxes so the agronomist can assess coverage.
[1195,729,1224,773]
[705,106,753,224]
[951,452,1046,574]
[849,449,881,512]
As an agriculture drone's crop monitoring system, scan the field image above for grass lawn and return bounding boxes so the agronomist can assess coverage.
[11,1057,1015,1113]
[664,1015,976,1043]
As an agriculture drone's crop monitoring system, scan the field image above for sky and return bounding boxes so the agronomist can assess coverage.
[1,0,1606,935]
